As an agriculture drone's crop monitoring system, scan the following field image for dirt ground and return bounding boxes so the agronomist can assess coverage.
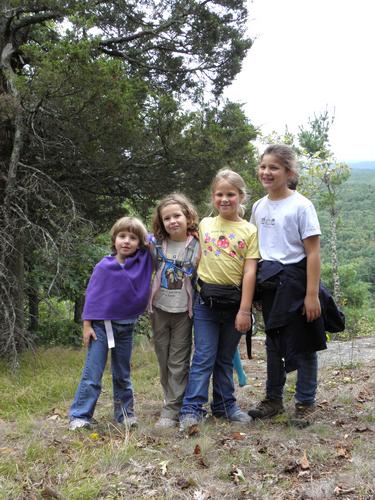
[1,337,374,499]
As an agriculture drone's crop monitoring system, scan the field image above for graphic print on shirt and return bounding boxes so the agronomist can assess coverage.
[160,261,184,290]
[203,231,246,261]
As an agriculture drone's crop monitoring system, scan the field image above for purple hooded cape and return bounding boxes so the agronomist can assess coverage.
[82,250,152,320]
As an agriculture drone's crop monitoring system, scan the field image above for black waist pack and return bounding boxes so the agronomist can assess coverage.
[198,279,241,310]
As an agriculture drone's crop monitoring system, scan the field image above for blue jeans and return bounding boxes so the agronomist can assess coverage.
[69,321,135,423]
[180,295,242,419]
[265,335,318,405]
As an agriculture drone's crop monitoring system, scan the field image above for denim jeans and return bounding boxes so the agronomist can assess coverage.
[180,295,242,419]
[69,321,135,423]
[265,335,318,405]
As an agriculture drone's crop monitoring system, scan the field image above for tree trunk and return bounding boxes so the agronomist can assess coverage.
[0,34,27,359]
[28,288,40,334]
[74,296,85,324]
[330,207,341,305]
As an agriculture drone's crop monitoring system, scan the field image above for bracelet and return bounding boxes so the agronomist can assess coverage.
[238,310,251,316]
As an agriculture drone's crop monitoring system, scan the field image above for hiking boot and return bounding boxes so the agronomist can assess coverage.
[69,418,91,431]
[247,398,284,419]
[228,409,252,424]
[294,402,316,419]
[155,417,177,429]
[289,403,316,428]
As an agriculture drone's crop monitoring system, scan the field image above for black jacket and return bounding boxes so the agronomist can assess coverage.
[256,259,345,372]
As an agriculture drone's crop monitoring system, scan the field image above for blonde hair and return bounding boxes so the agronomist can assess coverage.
[110,216,148,253]
[261,144,299,185]
[152,193,199,240]
[210,168,247,217]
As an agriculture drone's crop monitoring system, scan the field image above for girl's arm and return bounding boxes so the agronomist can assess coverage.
[303,235,321,322]
[82,320,97,347]
[235,258,257,333]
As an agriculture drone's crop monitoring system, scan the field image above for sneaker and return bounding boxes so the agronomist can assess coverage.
[155,417,177,429]
[69,418,91,431]
[228,409,252,424]
[179,415,200,432]
[247,398,284,419]
[121,416,138,428]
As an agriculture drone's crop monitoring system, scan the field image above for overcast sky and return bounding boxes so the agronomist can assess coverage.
[224,0,375,162]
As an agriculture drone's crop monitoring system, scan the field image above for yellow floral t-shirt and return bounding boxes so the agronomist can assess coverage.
[198,216,260,286]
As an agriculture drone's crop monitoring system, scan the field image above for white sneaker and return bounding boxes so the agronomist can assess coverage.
[69,418,91,431]
[155,417,177,429]
[122,416,138,428]
[228,409,252,424]
[179,415,200,432]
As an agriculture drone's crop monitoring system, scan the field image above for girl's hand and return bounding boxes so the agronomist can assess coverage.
[82,323,97,347]
[235,311,252,334]
[303,294,321,322]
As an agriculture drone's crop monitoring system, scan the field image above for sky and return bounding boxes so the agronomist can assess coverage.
[224,0,375,162]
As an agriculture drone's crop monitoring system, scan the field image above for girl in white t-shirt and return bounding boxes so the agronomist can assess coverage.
[248,144,323,423]
[149,193,200,428]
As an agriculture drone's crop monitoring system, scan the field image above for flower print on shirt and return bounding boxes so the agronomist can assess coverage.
[237,240,246,250]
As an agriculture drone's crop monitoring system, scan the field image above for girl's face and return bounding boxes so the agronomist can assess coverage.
[258,154,292,195]
[212,180,243,221]
[114,230,140,263]
[161,203,188,241]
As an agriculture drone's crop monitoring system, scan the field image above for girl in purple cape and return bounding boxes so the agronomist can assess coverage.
[69,217,153,430]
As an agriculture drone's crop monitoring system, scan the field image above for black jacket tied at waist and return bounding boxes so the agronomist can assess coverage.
[256,259,345,372]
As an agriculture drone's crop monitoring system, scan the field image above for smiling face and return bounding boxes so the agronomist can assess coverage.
[160,203,188,241]
[212,180,243,221]
[258,154,293,198]
[114,230,140,263]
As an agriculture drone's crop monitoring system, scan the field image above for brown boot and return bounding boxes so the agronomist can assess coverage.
[248,398,284,419]
[290,403,316,428]
[294,402,316,419]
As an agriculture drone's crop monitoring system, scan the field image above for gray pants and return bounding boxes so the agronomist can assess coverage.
[151,307,193,420]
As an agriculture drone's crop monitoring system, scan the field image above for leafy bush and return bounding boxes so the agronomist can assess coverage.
[321,263,374,338]
[36,320,82,347]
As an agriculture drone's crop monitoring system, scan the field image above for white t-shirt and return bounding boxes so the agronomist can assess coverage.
[250,191,321,265]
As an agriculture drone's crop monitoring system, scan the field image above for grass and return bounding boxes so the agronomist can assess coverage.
[0,336,374,499]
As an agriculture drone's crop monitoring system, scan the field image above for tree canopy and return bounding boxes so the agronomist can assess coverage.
[0,0,256,362]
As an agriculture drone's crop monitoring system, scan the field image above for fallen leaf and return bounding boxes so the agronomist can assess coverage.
[298,470,310,478]
[300,451,310,470]
[194,444,201,455]
[41,486,62,499]
[159,460,169,476]
[198,456,209,468]
[355,425,372,433]
[334,485,356,496]
[336,447,350,459]
[230,465,245,484]
[0,447,15,455]
[231,432,246,441]
[176,477,194,489]
[188,424,200,436]
[284,460,299,473]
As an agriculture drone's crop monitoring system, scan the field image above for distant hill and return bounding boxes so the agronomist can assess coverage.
[348,161,375,170]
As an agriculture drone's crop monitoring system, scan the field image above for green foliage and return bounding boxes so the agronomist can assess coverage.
[36,320,82,347]
[321,262,373,337]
